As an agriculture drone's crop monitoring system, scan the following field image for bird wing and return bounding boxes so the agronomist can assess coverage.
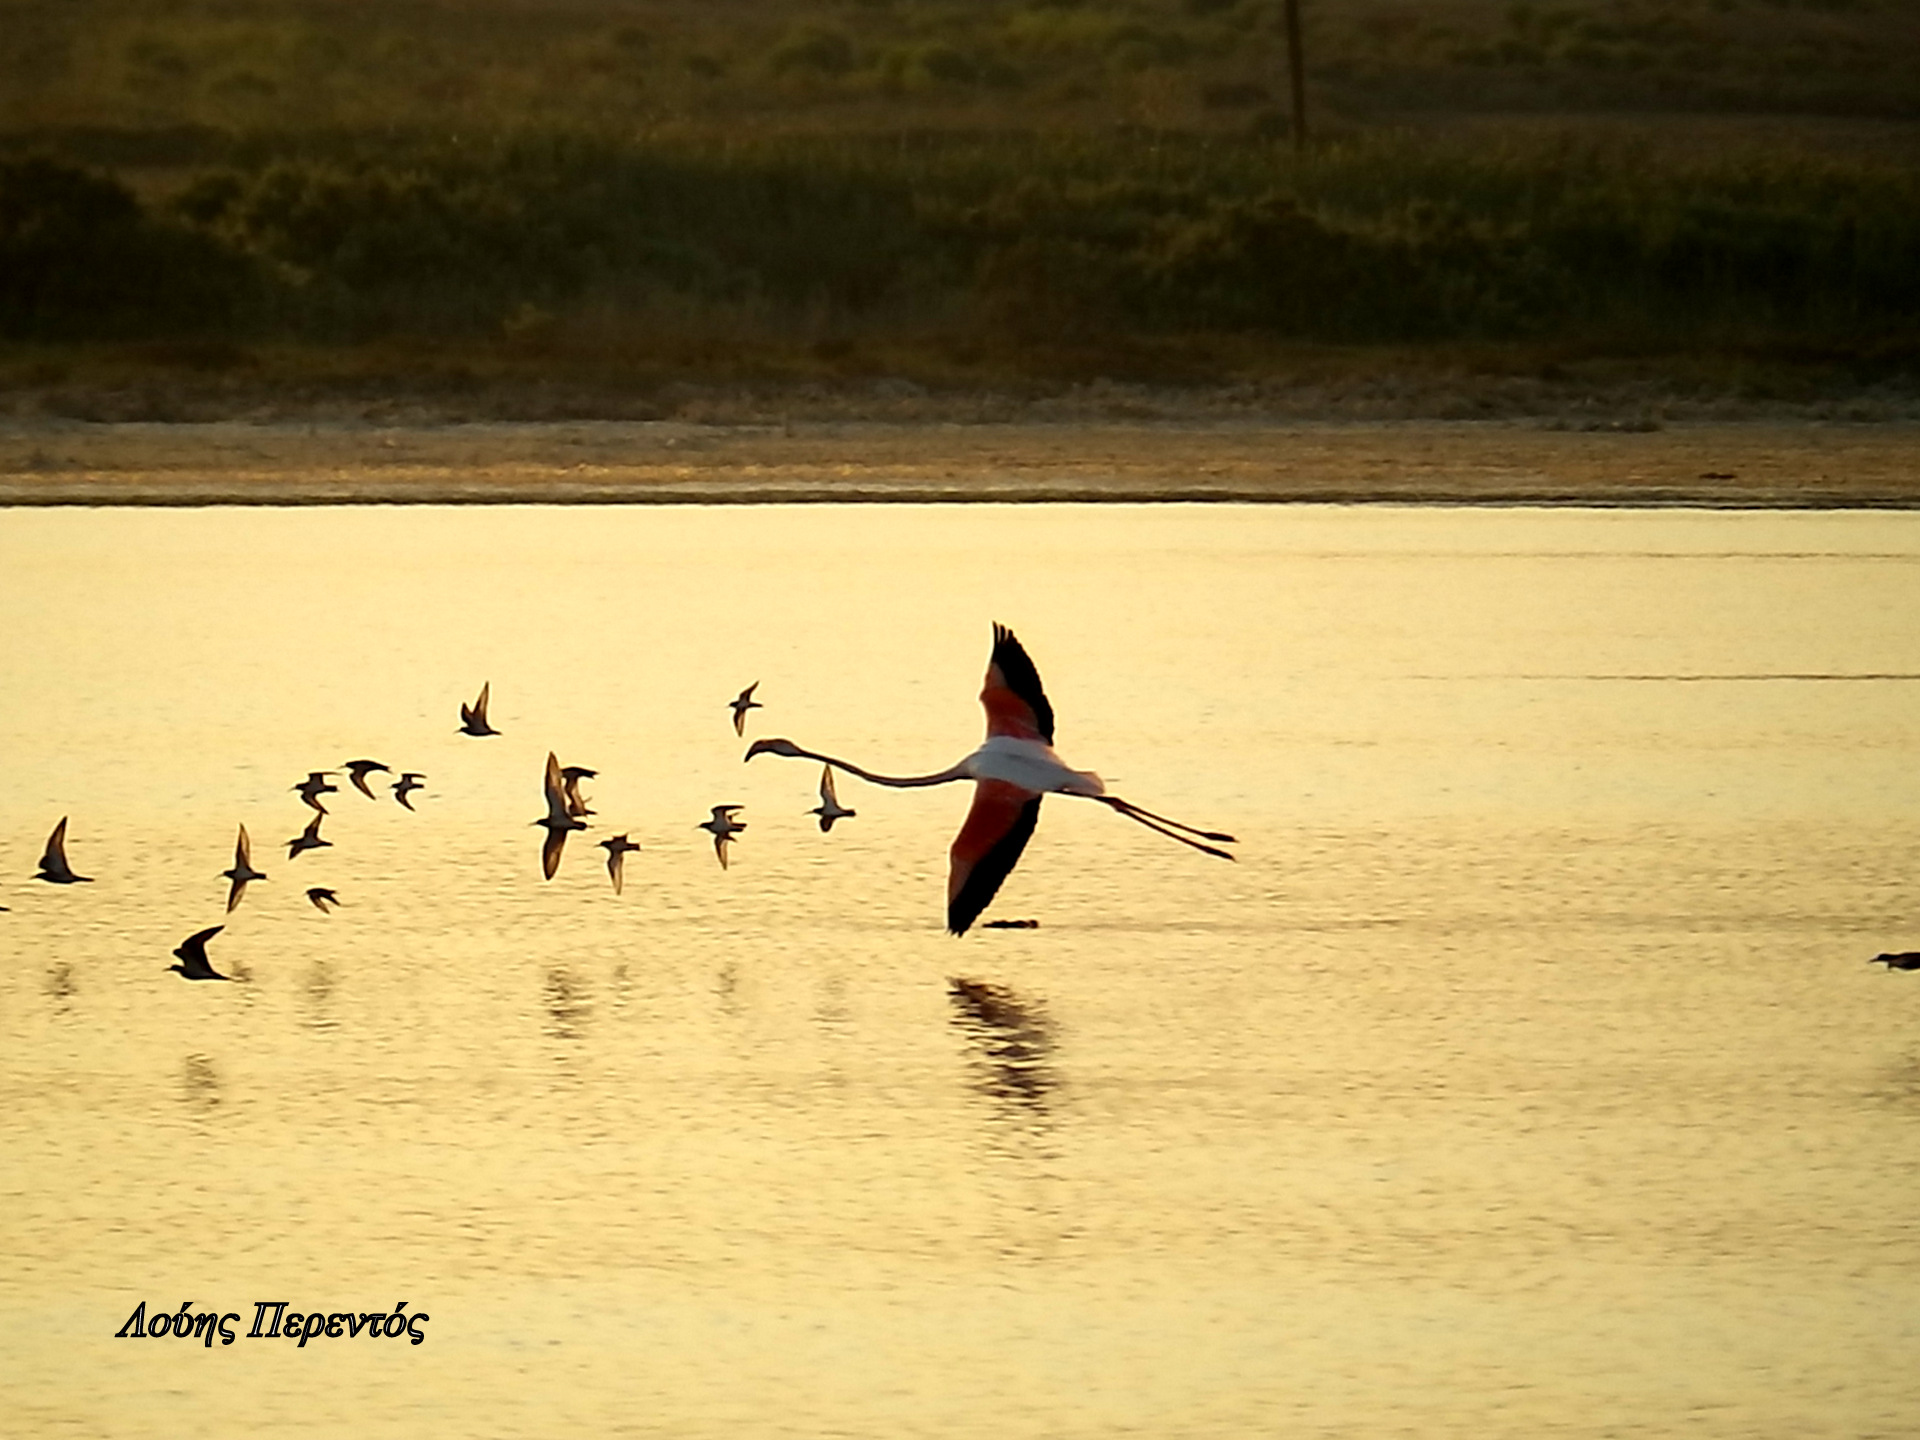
[980,624,1055,744]
[235,824,252,868]
[563,775,592,818]
[732,683,758,734]
[226,876,247,912]
[542,753,572,824]
[606,848,625,894]
[473,682,490,721]
[947,781,1043,935]
[541,825,568,881]
[819,766,839,806]
[176,925,225,976]
[39,817,71,877]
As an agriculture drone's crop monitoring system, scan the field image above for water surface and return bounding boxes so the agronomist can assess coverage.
[3,504,1918,1439]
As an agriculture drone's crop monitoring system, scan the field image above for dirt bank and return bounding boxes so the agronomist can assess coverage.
[2,418,1916,507]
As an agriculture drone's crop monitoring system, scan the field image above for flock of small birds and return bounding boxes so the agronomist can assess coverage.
[28,621,1902,982]
[18,677,846,983]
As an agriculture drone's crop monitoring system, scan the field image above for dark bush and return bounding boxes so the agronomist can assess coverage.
[0,157,260,340]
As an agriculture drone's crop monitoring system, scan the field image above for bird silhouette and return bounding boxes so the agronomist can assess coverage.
[534,752,587,879]
[392,772,426,810]
[221,825,267,911]
[293,771,338,814]
[1871,952,1920,971]
[560,765,597,819]
[730,682,762,736]
[33,817,92,884]
[306,887,341,913]
[747,624,1234,934]
[169,925,230,981]
[699,806,746,869]
[287,812,331,860]
[344,759,390,798]
[598,834,641,894]
[811,765,856,832]
[460,682,500,736]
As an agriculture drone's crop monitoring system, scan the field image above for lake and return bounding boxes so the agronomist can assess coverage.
[3,502,1918,1439]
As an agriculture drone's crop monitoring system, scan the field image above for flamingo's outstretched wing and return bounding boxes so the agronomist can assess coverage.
[980,624,1054,744]
[947,781,1042,935]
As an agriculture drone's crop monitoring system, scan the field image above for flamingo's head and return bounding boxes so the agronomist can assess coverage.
[744,737,806,761]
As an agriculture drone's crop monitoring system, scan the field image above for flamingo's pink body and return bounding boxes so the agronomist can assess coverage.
[747,625,1233,933]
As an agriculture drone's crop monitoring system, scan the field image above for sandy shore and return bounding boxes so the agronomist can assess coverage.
[2,418,1917,507]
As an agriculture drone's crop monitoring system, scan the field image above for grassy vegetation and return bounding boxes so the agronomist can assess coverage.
[2,0,1917,411]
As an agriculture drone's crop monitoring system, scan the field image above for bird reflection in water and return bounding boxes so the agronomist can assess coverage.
[543,966,592,1043]
[714,961,743,1019]
[1871,1053,1920,1109]
[182,1053,220,1114]
[302,959,338,1032]
[948,976,1056,1115]
[44,963,77,1010]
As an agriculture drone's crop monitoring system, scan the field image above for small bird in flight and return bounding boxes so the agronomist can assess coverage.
[169,925,230,981]
[392,772,426,810]
[287,813,331,860]
[535,752,587,880]
[811,765,856,832]
[33,817,92,884]
[293,771,338,814]
[598,834,641,894]
[1871,952,1920,971]
[222,825,267,912]
[306,887,342,913]
[699,806,746,869]
[730,683,762,736]
[560,765,597,819]
[460,682,500,736]
[344,759,390,798]
[747,624,1235,934]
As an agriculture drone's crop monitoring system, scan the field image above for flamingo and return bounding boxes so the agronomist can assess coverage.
[746,624,1234,934]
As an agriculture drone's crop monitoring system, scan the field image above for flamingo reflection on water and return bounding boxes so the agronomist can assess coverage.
[746,624,1235,934]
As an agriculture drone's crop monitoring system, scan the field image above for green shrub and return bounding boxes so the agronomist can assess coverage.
[0,156,260,339]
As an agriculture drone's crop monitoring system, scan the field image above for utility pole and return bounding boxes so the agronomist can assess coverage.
[1283,0,1308,151]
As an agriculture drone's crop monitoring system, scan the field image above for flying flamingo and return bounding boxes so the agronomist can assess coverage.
[746,624,1235,934]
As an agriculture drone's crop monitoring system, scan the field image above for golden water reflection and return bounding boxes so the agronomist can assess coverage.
[2,503,1919,1440]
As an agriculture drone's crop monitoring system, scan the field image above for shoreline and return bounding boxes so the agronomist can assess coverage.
[3,417,1918,508]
